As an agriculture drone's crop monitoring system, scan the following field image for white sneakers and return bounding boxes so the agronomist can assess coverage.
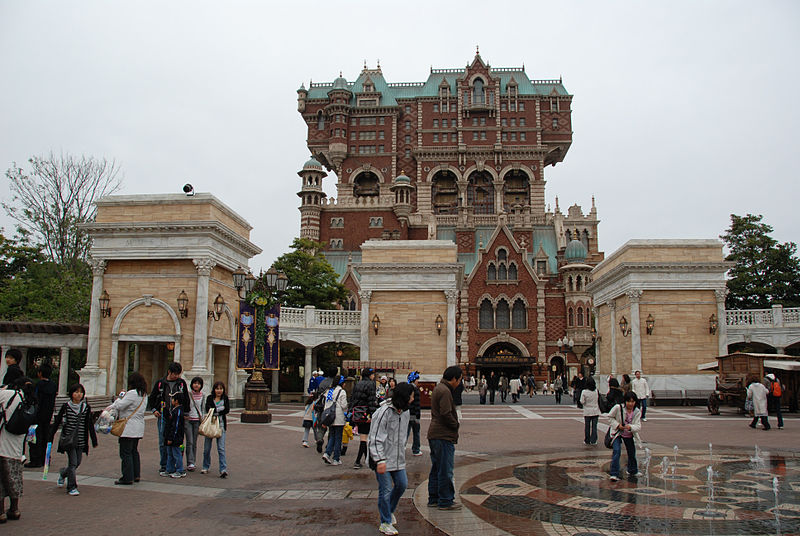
[379,522,398,535]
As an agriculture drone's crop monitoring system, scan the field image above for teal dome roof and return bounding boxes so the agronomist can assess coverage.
[564,239,588,262]
[303,157,323,170]
[394,173,411,184]
[331,75,350,92]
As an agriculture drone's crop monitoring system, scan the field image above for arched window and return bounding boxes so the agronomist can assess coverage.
[497,248,507,262]
[568,276,574,292]
[496,300,510,329]
[317,111,325,130]
[473,78,485,104]
[568,307,574,327]
[348,298,356,311]
[498,263,507,280]
[512,300,526,329]
[508,263,517,280]
[487,264,496,281]
[586,308,591,326]
[468,171,495,214]
[577,306,584,326]
[576,275,582,291]
[479,299,494,329]
[582,229,590,250]
[431,170,459,215]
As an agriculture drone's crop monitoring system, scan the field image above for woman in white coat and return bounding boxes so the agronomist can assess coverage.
[322,375,348,466]
[109,372,148,484]
[0,377,34,522]
[746,376,770,430]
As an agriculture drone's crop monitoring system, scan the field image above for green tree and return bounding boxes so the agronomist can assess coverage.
[0,230,91,322]
[271,238,349,309]
[720,214,800,309]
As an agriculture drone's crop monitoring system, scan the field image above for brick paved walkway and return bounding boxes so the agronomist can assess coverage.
[9,397,798,535]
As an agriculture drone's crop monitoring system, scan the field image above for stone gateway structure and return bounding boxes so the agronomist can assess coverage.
[587,240,731,391]
[79,194,261,400]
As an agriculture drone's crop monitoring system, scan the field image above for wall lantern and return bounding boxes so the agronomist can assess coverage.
[208,293,225,321]
[99,290,111,318]
[619,316,630,337]
[456,317,464,341]
[591,327,598,343]
[709,313,718,335]
[557,336,574,353]
[177,290,189,318]
[435,314,444,335]
[372,314,381,335]
[645,314,655,335]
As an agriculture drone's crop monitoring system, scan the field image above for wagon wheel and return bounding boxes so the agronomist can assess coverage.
[707,393,720,415]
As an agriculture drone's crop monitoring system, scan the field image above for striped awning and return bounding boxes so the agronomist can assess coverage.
[342,360,413,370]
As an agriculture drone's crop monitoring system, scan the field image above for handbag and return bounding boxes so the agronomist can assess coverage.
[199,407,222,438]
[351,405,369,424]
[603,427,614,449]
[111,396,145,437]
[58,424,79,451]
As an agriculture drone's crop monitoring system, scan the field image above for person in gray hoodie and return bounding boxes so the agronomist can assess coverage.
[368,382,413,536]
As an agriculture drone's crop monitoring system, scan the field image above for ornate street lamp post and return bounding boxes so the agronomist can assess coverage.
[233,265,288,423]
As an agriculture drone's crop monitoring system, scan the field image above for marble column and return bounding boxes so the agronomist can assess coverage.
[304,346,313,394]
[133,344,140,372]
[608,302,617,376]
[715,289,729,356]
[592,306,600,381]
[192,258,215,373]
[272,369,280,396]
[445,289,459,367]
[627,290,643,373]
[81,259,108,395]
[359,290,372,362]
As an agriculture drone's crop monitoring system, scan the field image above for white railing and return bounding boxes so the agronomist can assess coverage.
[726,307,800,326]
[280,307,360,328]
[783,307,800,325]
[726,309,773,326]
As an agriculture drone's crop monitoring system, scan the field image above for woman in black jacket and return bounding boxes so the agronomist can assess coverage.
[50,383,98,495]
[202,381,230,478]
[604,377,625,413]
[349,368,378,469]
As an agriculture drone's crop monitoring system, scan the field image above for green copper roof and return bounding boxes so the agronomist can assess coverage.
[564,239,588,263]
[322,251,361,281]
[531,227,559,274]
[306,65,568,105]
[303,157,323,169]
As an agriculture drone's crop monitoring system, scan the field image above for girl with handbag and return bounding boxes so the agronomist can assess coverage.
[108,373,147,485]
[321,375,348,466]
[50,384,98,496]
[202,381,230,477]
[184,377,205,471]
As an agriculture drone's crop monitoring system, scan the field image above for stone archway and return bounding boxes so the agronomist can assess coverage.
[109,296,182,395]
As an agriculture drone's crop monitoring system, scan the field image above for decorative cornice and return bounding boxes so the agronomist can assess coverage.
[355,263,463,274]
[85,221,262,258]
[587,262,732,294]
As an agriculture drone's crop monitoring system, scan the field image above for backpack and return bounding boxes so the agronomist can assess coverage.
[319,389,340,427]
[1,391,37,435]
[770,380,782,398]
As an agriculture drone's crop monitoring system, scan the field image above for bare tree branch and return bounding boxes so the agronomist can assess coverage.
[3,152,123,264]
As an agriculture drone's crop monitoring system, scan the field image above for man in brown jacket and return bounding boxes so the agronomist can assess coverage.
[426,365,462,510]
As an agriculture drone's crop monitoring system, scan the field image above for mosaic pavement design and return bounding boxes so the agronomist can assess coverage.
[415,448,800,536]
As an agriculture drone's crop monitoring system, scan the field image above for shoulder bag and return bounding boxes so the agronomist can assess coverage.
[199,407,222,438]
[111,396,145,437]
[604,404,622,449]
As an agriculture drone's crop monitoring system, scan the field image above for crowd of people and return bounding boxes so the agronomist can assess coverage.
[0,344,790,532]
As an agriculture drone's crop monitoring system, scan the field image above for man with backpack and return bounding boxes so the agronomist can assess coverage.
[312,367,338,453]
[148,362,190,476]
[766,373,784,430]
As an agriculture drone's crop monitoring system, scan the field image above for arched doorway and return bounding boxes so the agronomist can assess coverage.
[727,341,777,354]
[476,342,528,379]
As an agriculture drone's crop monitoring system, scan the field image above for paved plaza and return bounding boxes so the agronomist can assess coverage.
[13,392,800,535]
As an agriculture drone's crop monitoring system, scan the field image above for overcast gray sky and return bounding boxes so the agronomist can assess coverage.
[1,1,798,270]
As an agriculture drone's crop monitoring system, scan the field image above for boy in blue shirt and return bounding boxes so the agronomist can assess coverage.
[165,392,186,478]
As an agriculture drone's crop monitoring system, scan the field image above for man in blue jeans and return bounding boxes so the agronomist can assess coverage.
[148,362,189,475]
[427,365,462,510]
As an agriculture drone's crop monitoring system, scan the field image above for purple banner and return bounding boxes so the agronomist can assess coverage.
[237,301,256,369]
[263,305,280,370]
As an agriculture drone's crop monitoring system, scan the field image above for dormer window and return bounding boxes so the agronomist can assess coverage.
[473,79,485,105]
[364,82,374,92]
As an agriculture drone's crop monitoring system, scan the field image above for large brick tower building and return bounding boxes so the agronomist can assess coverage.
[296,52,603,381]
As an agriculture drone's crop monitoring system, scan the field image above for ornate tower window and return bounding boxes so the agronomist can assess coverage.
[479,299,494,329]
[496,299,510,329]
[468,171,495,214]
[512,300,526,329]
